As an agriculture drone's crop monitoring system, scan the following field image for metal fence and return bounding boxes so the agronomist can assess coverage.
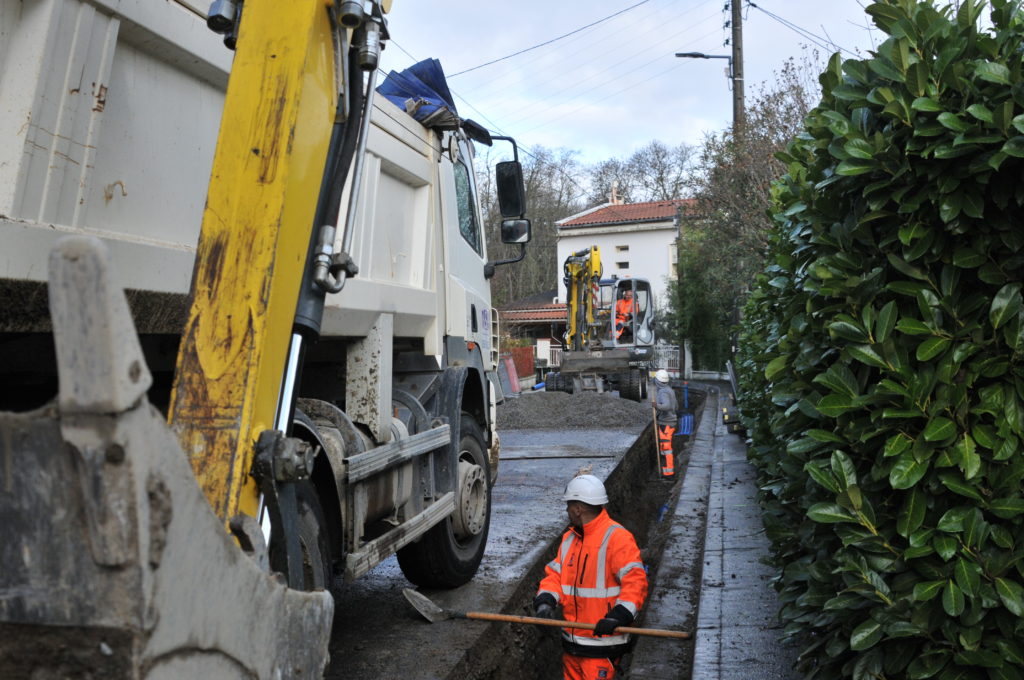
[654,345,680,372]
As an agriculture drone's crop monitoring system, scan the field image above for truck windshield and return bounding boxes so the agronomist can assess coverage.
[454,159,482,255]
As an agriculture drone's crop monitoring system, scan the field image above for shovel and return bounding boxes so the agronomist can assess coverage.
[403,589,690,640]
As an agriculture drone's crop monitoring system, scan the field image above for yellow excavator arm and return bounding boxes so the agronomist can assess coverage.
[562,246,603,351]
[0,2,386,676]
[168,0,338,523]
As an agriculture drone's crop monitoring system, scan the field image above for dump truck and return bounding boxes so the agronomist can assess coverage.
[545,246,655,401]
[0,0,530,676]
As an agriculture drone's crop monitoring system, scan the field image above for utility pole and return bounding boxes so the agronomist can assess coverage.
[730,0,745,133]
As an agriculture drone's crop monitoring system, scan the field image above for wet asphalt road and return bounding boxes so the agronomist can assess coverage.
[324,427,643,679]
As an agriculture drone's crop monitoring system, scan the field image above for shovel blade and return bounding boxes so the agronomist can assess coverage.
[403,588,453,624]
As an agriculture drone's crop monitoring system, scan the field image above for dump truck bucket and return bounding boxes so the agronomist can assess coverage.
[0,237,333,679]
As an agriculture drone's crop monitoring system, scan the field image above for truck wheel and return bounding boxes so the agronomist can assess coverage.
[267,412,333,591]
[268,481,333,591]
[397,415,490,588]
[621,369,643,402]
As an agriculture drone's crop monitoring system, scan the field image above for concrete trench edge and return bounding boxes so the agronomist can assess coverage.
[626,384,718,679]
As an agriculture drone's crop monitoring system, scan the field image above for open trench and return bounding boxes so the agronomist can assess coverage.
[324,385,711,679]
[443,387,709,680]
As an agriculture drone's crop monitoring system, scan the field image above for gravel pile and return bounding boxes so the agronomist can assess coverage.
[497,391,652,431]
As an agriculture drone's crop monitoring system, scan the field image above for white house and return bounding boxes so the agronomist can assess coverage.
[555,198,694,308]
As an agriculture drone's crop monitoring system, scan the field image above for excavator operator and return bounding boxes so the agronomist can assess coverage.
[614,289,636,341]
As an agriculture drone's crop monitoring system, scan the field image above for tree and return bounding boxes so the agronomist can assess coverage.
[586,157,637,205]
[630,140,695,201]
[666,55,819,369]
[479,145,587,306]
[585,140,694,205]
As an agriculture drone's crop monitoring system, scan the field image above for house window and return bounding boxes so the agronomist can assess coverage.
[616,261,629,270]
[668,245,678,280]
[616,245,629,252]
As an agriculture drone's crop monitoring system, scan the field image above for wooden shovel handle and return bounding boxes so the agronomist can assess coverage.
[464,611,690,639]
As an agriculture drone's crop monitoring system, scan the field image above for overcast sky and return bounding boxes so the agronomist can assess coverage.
[378,1,882,165]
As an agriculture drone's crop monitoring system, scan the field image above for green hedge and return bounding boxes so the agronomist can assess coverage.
[736,1,1024,678]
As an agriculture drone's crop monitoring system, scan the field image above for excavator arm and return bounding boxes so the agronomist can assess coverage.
[562,246,603,351]
[0,1,388,676]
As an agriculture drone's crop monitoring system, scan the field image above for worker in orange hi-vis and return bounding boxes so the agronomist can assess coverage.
[533,475,648,680]
[614,289,636,340]
[653,370,678,476]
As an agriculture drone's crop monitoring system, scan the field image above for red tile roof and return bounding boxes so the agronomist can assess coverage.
[500,302,566,324]
[502,309,566,323]
[558,198,695,229]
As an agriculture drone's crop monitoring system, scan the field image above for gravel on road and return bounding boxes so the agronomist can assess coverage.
[496,391,652,431]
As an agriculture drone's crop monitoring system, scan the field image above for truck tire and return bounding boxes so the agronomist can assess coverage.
[267,412,333,591]
[268,481,333,591]
[397,415,490,588]
[621,369,643,402]
[550,372,572,394]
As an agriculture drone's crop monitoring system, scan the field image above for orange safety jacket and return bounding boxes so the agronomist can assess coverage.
[614,298,636,339]
[537,509,648,658]
[615,298,636,319]
[615,298,636,325]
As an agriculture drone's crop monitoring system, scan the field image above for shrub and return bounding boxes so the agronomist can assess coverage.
[736,1,1024,678]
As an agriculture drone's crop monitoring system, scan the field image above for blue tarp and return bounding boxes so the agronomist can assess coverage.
[377,58,459,130]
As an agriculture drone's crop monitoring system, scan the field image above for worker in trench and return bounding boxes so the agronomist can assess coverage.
[533,474,648,680]
[653,369,678,477]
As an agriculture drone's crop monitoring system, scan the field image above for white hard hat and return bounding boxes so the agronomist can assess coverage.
[655,369,670,384]
[562,474,609,505]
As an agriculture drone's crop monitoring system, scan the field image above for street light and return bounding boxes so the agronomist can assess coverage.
[675,51,744,132]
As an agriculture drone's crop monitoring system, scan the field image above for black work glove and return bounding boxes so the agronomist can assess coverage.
[594,604,634,636]
[533,593,557,619]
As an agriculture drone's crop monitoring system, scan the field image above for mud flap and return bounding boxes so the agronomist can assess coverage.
[0,237,333,679]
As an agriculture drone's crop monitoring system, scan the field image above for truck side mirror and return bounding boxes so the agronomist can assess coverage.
[495,161,526,218]
[501,219,531,244]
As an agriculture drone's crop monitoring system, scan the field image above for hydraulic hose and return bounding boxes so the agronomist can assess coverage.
[293,42,365,337]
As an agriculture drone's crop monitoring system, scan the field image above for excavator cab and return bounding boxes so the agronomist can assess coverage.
[553,250,654,402]
[600,278,655,349]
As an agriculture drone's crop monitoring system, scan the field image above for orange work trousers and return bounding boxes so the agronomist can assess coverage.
[563,654,617,680]
[657,423,676,477]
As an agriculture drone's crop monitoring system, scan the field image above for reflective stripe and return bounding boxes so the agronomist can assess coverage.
[594,525,620,594]
[616,561,644,582]
[561,631,630,647]
[539,587,561,603]
[544,533,576,604]
[560,533,576,562]
[561,584,621,598]
[617,600,638,616]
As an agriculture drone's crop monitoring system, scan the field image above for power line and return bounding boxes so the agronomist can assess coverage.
[746,2,853,56]
[388,40,511,137]
[516,59,690,136]
[447,0,654,78]
[445,0,700,108]
[498,21,722,132]
[384,41,686,229]
[385,0,722,143]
